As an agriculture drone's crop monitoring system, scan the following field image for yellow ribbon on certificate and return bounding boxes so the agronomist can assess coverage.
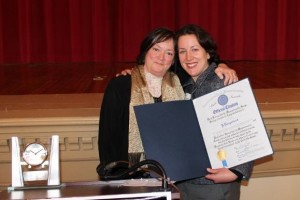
[217,149,228,167]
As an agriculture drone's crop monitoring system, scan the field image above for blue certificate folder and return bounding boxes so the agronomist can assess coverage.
[134,100,211,182]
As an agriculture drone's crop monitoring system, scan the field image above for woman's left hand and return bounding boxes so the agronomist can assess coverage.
[205,168,238,183]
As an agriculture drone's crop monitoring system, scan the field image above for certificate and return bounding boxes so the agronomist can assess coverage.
[192,78,273,168]
[134,78,273,181]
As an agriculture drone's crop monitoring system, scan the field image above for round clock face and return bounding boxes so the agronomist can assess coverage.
[22,143,48,166]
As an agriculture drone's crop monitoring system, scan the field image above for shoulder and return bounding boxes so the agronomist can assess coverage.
[201,69,225,92]
[106,75,131,91]
[167,71,182,86]
[103,75,131,101]
[207,65,225,86]
[108,75,131,86]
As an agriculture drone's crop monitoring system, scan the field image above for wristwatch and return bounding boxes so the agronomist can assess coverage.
[22,143,48,166]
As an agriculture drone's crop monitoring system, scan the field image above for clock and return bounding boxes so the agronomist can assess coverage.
[11,136,60,188]
[22,143,48,167]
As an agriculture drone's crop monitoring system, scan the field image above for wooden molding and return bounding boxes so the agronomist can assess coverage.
[0,89,300,185]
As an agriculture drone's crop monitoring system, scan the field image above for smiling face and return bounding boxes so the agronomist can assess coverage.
[178,34,210,81]
[144,38,175,77]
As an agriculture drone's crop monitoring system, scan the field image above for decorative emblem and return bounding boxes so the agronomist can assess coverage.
[218,94,228,106]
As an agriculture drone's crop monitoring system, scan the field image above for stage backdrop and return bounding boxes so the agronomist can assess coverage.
[0,0,299,64]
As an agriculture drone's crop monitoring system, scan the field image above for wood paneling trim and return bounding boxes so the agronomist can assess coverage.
[0,89,300,185]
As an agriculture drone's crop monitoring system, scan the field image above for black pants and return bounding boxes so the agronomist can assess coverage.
[176,181,241,200]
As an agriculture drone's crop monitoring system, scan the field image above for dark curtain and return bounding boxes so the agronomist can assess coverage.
[0,0,299,64]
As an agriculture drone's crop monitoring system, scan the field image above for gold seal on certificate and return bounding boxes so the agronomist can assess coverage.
[217,149,228,167]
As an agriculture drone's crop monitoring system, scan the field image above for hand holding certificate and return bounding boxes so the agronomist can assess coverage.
[134,78,273,181]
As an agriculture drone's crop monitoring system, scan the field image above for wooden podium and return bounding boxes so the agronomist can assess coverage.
[0,180,180,199]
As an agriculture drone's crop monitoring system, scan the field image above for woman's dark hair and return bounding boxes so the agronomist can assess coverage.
[136,27,175,65]
[175,24,220,64]
[172,24,220,84]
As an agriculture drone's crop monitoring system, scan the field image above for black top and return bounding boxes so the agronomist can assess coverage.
[98,75,131,170]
